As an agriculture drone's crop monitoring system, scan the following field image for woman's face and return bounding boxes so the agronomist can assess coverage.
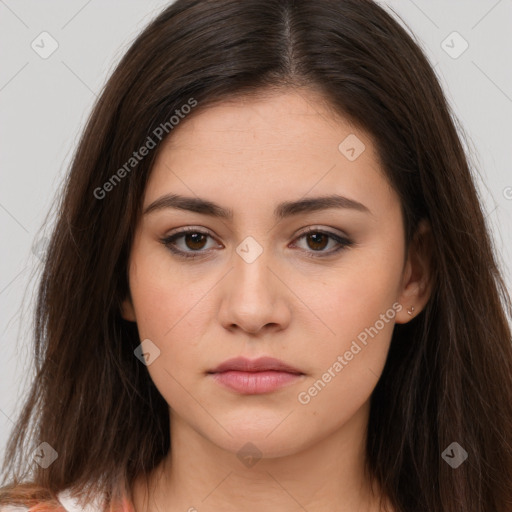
[122,88,426,457]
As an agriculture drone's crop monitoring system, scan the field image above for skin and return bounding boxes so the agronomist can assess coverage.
[122,87,433,512]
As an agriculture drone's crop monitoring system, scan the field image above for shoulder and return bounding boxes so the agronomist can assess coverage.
[0,493,68,512]
[0,502,65,512]
[55,488,104,512]
[0,485,133,512]
[0,487,95,512]
[56,488,134,512]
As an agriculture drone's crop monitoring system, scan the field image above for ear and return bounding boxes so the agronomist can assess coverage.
[395,218,435,324]
[121,294,137,322]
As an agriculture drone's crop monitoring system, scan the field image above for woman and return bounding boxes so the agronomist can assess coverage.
[1,0,511,511]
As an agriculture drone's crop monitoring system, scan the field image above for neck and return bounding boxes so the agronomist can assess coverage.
[132,399,390,512]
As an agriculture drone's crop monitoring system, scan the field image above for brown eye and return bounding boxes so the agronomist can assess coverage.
[292,228,354,258]
[305,232,329,251]
[161,228,218,259]
[183,232,208,250]
[161,227,354,261]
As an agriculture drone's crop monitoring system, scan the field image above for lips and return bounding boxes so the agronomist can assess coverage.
[208,356,303,375]
[207,356,304,394]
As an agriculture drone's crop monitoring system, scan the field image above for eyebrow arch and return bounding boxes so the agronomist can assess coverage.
[143,193,371,219]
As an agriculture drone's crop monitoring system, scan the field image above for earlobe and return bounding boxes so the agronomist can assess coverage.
[395,219,435,324]
[121,296,137,322]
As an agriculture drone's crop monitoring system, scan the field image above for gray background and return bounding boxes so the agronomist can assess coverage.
[1,0,511,466]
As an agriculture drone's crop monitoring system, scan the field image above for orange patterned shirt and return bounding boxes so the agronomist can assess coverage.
[1,488,136,512]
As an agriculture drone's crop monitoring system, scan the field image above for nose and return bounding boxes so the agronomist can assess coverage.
[217,248,291,335]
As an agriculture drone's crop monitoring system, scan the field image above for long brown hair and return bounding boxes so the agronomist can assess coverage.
[1,1,511,511]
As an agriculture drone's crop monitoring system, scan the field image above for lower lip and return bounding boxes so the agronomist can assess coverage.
[210,370,303,394]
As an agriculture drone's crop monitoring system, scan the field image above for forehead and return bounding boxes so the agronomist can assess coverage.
[163,88,368,155]
[144,89,396,219]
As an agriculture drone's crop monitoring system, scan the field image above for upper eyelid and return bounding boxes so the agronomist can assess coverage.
[164,225,349,239]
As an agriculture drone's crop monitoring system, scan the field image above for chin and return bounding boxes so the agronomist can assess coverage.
[206,415,312,460]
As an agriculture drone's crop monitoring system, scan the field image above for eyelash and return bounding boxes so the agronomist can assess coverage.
[160,226,354,260]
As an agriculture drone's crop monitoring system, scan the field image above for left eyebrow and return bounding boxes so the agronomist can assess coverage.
[143,193,372,219]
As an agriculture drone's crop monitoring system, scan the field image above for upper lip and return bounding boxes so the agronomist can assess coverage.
[208,356,303,374]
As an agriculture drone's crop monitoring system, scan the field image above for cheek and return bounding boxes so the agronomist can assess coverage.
[295,238,403,410]
[294,301,396,431]
[127,250,211,415]
[128,239,213,342]
[127,240,223,401]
